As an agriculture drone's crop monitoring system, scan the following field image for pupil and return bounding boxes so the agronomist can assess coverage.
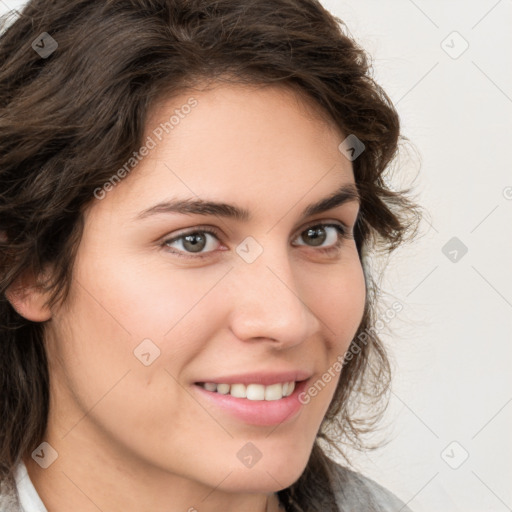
[184,233,206,252]
[305,227,326,247]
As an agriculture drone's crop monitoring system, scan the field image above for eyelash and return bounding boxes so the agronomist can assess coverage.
[161,222,353,260]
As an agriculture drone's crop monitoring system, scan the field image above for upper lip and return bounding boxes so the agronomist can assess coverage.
[194,370,313,386]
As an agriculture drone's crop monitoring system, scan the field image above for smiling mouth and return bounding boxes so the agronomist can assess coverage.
[194,380,301,401]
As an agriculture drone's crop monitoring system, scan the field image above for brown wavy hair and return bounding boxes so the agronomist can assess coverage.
[0,0,422,510]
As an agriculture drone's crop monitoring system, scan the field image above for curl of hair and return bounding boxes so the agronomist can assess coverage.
[0,1,423,510]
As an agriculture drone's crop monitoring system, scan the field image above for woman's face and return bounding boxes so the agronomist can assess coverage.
[36,83,365,504]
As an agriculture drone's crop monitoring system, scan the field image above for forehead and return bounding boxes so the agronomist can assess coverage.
[91,82,355,222]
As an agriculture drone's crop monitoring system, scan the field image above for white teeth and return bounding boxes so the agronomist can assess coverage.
[199,381,296,400]
[230,383,247,398]
[216,383,230,395]
[264,383,282,401]
[246,384,265,400]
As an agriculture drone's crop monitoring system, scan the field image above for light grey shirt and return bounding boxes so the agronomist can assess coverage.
[0,458,413,511]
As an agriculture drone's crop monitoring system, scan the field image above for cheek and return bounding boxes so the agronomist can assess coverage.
[307,254,366,352]
[70,240,226,342]
[47,257,213,459]
[50,251,228,410]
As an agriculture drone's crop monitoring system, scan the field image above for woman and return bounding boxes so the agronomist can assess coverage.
[0,0,422,510]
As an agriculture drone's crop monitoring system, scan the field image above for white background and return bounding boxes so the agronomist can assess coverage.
[2,1,511,510]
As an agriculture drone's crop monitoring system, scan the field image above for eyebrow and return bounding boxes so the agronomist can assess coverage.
[134,182,360,222]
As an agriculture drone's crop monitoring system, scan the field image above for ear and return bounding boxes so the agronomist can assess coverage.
[5,266,53,322]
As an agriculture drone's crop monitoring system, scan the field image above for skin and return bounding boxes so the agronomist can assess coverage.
[7,82,366,512]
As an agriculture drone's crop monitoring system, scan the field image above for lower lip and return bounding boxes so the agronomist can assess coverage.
[192,380,309,426]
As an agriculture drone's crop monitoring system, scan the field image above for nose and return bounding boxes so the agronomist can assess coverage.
[227,242,321,349]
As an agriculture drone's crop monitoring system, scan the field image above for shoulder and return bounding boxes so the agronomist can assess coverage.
[329,461,413,512]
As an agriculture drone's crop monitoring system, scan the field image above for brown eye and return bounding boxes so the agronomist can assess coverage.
[294,223,347,250]
[161,222,350,260]
[163,228,221,257]
[178,232,208,253]
[302,226,329,246]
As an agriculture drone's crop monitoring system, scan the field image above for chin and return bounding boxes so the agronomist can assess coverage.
[219,456,308,493]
